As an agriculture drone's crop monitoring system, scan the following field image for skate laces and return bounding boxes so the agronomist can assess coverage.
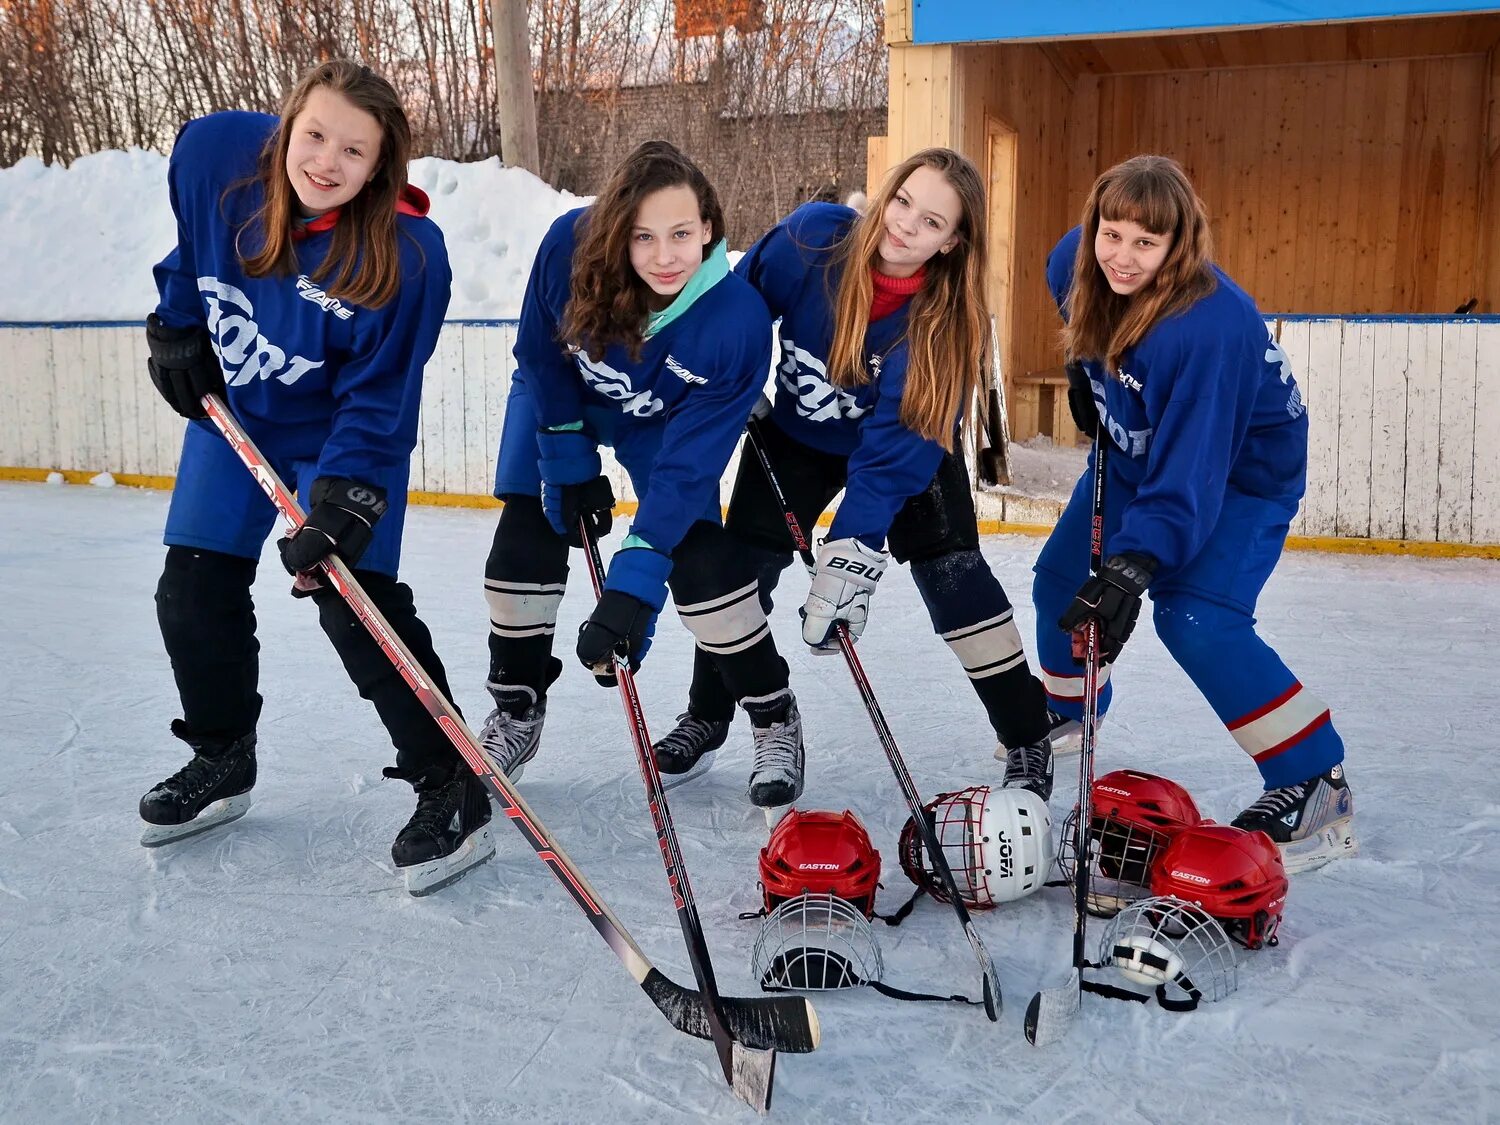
[1004,739,1051,784]
[158,744,246,798]
[1241,782,1307,821]
[404,775,463,836]
[657,712,726,756]
[752,711,803,778]
[480,694,542,772]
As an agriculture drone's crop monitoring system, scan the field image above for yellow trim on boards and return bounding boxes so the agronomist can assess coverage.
[4,467,1497,560]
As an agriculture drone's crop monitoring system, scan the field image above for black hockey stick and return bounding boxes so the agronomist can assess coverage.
[744,413,1002,1022]
[201,396,817,1093]
[1024,420,1109,1046]
[578,520,779,1113]
[976,313,1012,487]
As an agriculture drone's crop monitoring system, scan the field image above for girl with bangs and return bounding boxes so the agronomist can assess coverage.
[480,141,809,809]
[139,60,489,897]
[652,148,1056,804]
[1038,154,1355,874]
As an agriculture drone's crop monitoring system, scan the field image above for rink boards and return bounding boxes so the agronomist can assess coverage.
[1,315,1497,545]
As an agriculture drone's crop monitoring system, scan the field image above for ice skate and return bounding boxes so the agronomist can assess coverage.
[390,766,496,896]
[139,724,257,847]
[744,690,805,809]
[999,736,1055,802]
[1231,763,1357,874]
[479,682,547,781]
[1043,707,1103,755]
[651,710,729,789]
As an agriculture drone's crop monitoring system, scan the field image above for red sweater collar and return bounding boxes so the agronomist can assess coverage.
[870,265,926,321]
[291,184,431,241]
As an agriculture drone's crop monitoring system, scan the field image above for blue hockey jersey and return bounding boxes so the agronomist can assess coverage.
[736,203,948,549]
[1046,226,1308,576]
[514,207,772,553]
[153,112,452,482]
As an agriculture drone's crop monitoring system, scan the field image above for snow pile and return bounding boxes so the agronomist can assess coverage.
[0,148,584,321]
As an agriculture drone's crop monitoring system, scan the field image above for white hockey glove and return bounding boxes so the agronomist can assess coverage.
[800,537,889,651]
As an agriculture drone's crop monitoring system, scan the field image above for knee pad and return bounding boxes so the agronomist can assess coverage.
[485,497,568,643]
[156,546,258,650]
[670,522,771,657]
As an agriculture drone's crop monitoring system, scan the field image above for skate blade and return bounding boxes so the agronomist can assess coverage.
[1280,817,1358,875]
[761,803,794,832]
[140,794,251,848]
[403,824,496,897]
[658,749,716,791]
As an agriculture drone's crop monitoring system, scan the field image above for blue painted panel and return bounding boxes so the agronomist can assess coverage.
[911,0,1500,43]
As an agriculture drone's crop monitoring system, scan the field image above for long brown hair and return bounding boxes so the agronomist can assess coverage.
[236,59,413,309]
[1064,154,1216,373]
[559,140,725,362]
[825,148,988,451]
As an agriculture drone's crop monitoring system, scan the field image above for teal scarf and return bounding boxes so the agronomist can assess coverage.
[644,240,730,339]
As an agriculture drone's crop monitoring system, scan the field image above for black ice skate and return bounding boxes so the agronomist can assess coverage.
[651,711,730,789]
[139,723,257,847]
[1231,763,1357,874]
[389,766,496,896]
[1000,736,1055,802]
[744,690,805,812]
[479,682,547,780]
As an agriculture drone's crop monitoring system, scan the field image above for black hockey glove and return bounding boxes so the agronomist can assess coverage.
[1065,360,1099,438]
[278,477,389,592]
[146,313,225,421]
[1058,552,1157,663]
[576,590,657,686]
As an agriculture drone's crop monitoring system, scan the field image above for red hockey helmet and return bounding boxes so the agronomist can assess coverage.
[1059,770,1203,915]
[1151,824,1289,950]
[760,809,881,918]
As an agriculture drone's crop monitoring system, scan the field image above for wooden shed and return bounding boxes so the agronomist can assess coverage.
[869,0,1500,545]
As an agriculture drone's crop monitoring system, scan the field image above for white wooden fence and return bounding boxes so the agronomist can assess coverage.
[2,316,1497,544]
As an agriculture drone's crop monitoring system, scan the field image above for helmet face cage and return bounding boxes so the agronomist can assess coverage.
[760,809,881,919]
[752,893,883,992]
[898,786,996,909]
[1099,895,1239,1005]
[1056,807,1174,916]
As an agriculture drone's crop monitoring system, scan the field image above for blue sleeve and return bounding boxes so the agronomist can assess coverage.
[734,203,852,320]
[828,344,947,548]
[514,213,587,429]
[1046,227,1083,318]
[1110,327,1245,574]
[315,226,452,479]
[629,295,773,554]
[152,122,209,329]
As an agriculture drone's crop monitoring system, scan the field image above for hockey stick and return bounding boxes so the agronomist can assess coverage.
[744,414,1002,1022]
[976,313,1012,487]
[578,521,778,1113]
[1024,424,1109,1046]
[200,395,818,1083]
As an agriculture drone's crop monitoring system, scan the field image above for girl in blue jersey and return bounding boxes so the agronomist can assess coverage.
[1038,154,1355,873]
[653,148,1056,800]
[479,141,806,808]
[138,60,490,896]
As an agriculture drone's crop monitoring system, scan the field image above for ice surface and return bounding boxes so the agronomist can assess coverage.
[1,480,1496,1122]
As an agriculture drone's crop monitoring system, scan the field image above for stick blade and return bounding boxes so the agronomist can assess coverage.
[642,970,820,1053]
[730,1042,777,1115]
[1024,970,1081,1047]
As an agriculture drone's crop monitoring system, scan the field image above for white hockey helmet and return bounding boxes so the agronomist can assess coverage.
[900,784,1054,908]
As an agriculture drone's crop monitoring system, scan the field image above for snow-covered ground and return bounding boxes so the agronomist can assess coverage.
[1,478,1496,1122]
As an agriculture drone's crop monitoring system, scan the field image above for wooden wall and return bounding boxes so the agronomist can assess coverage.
[1076,55,1489,318]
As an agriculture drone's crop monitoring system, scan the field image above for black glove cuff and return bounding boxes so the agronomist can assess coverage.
[577,474,616,512]
[1064,360,1100,436]
[146,314,213,368]
[308,477,389,527]
[1100,552,1157,597]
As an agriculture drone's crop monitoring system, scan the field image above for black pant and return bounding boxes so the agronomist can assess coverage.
[156,545,464,779]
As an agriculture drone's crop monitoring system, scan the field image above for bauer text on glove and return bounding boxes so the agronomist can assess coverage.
[146,314,225,421]
[800,537,888,649]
